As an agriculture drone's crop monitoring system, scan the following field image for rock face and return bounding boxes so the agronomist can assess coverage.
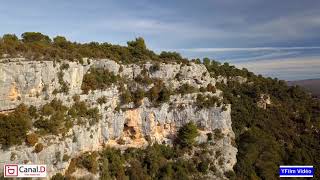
[257,94,271,109]
[0,59,237,179]
[0,60,86,111]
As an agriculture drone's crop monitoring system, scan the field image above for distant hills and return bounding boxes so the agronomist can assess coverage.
[287,79,320,98]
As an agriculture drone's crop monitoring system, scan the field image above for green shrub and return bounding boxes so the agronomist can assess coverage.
[63,154,71,162]
[22,32,51,43]
[97,143,224,179]
[100,159,112,180]
[34,99,73,135]
[34,143,44,153]
[78,152,99,174]
[177,122,199,148]
[157,87,171,103]
[81,68,121,93]
[100,147,126,179]
[147,82,171,105]
[133,88,145,107]
[51,173,65,180]
[97,96,107,105]
[0,104,32,147]
[178,84,198,95]
[159,51,185,62]
[26,133,38,146]
[150,62,161,72]
[127,159,151,180]
[59,82,69,94]
[28,105,38,118]
[207,133,213,141]
[68,101,101,125]
[86,107,101,125]
[120,89,132,104]
[224,170,236,180]
[196,94,220,109]
[60,63,70,70]
[197,161,209,173]
[35,115,65,135]
[134,68,153,85]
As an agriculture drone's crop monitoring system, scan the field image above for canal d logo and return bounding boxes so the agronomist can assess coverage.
[4,164,18,177]
[3,164,47,178]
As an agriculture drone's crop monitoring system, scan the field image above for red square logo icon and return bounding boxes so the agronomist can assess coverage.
[4,164,18,177]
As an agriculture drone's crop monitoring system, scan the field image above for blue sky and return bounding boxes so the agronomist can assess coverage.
[1,0,320,80]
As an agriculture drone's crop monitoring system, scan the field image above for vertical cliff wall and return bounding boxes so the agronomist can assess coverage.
[0,58,237,179]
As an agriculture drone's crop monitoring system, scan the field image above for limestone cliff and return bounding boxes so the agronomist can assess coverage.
[0,58,237,179]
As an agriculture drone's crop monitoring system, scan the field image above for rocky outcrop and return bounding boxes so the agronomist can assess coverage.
[0,58,237,179]
[257,94,271,109]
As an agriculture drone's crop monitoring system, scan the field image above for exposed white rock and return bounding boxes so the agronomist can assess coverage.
[257,94,271,109]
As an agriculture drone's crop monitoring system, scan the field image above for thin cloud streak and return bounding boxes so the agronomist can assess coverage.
[232,56,320,80]
[178,46,320,52]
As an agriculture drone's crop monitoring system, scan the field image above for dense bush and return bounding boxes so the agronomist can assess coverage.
[134,68,153,85]
[98,143,209,180]
[0,104,32,147]
[34,143,44,153]
[147,81,172,105]
[22,32,51,43]
[159,51,186,63]
[81,68,121,94]
[132,88,145,107]
[62,154,70,162]
[51,173,65,180]
[57,71,69,94]
[97,96,107,105]
[78,152,99,174]
[100,147,126,179]
[203,57,253,78]
[150,62,161,72]
[177,122,199,148]
[120,89,132,104]
[68,101,101,125]
[33,99,101,135]
[26,133,39,146]
[34,99,70,135]
[196,94,220,109]
[119,79,171,107]
[178,84,198,95]
[60,63,69,70]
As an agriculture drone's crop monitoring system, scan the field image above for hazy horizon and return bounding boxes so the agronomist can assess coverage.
[176,47,320,81]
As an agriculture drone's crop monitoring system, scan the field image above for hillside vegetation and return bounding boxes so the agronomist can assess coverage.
[0,32,187,64]
[0,32,320,179]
